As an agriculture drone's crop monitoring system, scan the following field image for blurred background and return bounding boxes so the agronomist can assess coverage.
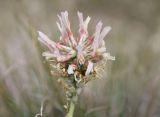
[0,0,160,117]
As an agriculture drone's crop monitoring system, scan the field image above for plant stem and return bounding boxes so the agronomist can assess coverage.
[66,101,75,117]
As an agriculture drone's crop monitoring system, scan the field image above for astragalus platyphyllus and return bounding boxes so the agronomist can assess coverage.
[37,11,115,115]
[38,11,114,84]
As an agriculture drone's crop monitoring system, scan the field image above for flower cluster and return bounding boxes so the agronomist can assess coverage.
[38,11,114,91]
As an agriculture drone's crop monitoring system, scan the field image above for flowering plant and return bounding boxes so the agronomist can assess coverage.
[37,11,114,117]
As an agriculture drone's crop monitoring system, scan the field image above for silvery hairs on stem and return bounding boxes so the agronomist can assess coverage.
[37,11,115,109]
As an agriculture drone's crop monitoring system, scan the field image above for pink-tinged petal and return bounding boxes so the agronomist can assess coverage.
[85,35,94,47]
[77,12,91,46]
[56,43,72,52]
[57,14,71,46]
[99,26,111,44]
[57,15,63,31]
[38,31,60,56]
[57,54,72,62]
[77,11,83,25]
[42,51,56,60]
[77,12,85,38]
[92,21,103,56]
[103,53,115,60]
[78,12,90,36]
[61,11,70,30]
[69,33,77,47]
[38,31,56,47]
[84,16,91,29]
[57,50,76,62]
[85,61,94,75]
[56,22,62,34]
[58,11,77,46]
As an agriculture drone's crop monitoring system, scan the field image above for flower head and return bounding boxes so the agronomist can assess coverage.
[38,11,115,85]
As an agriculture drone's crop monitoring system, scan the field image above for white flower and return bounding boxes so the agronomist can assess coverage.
[38,11,115,83]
